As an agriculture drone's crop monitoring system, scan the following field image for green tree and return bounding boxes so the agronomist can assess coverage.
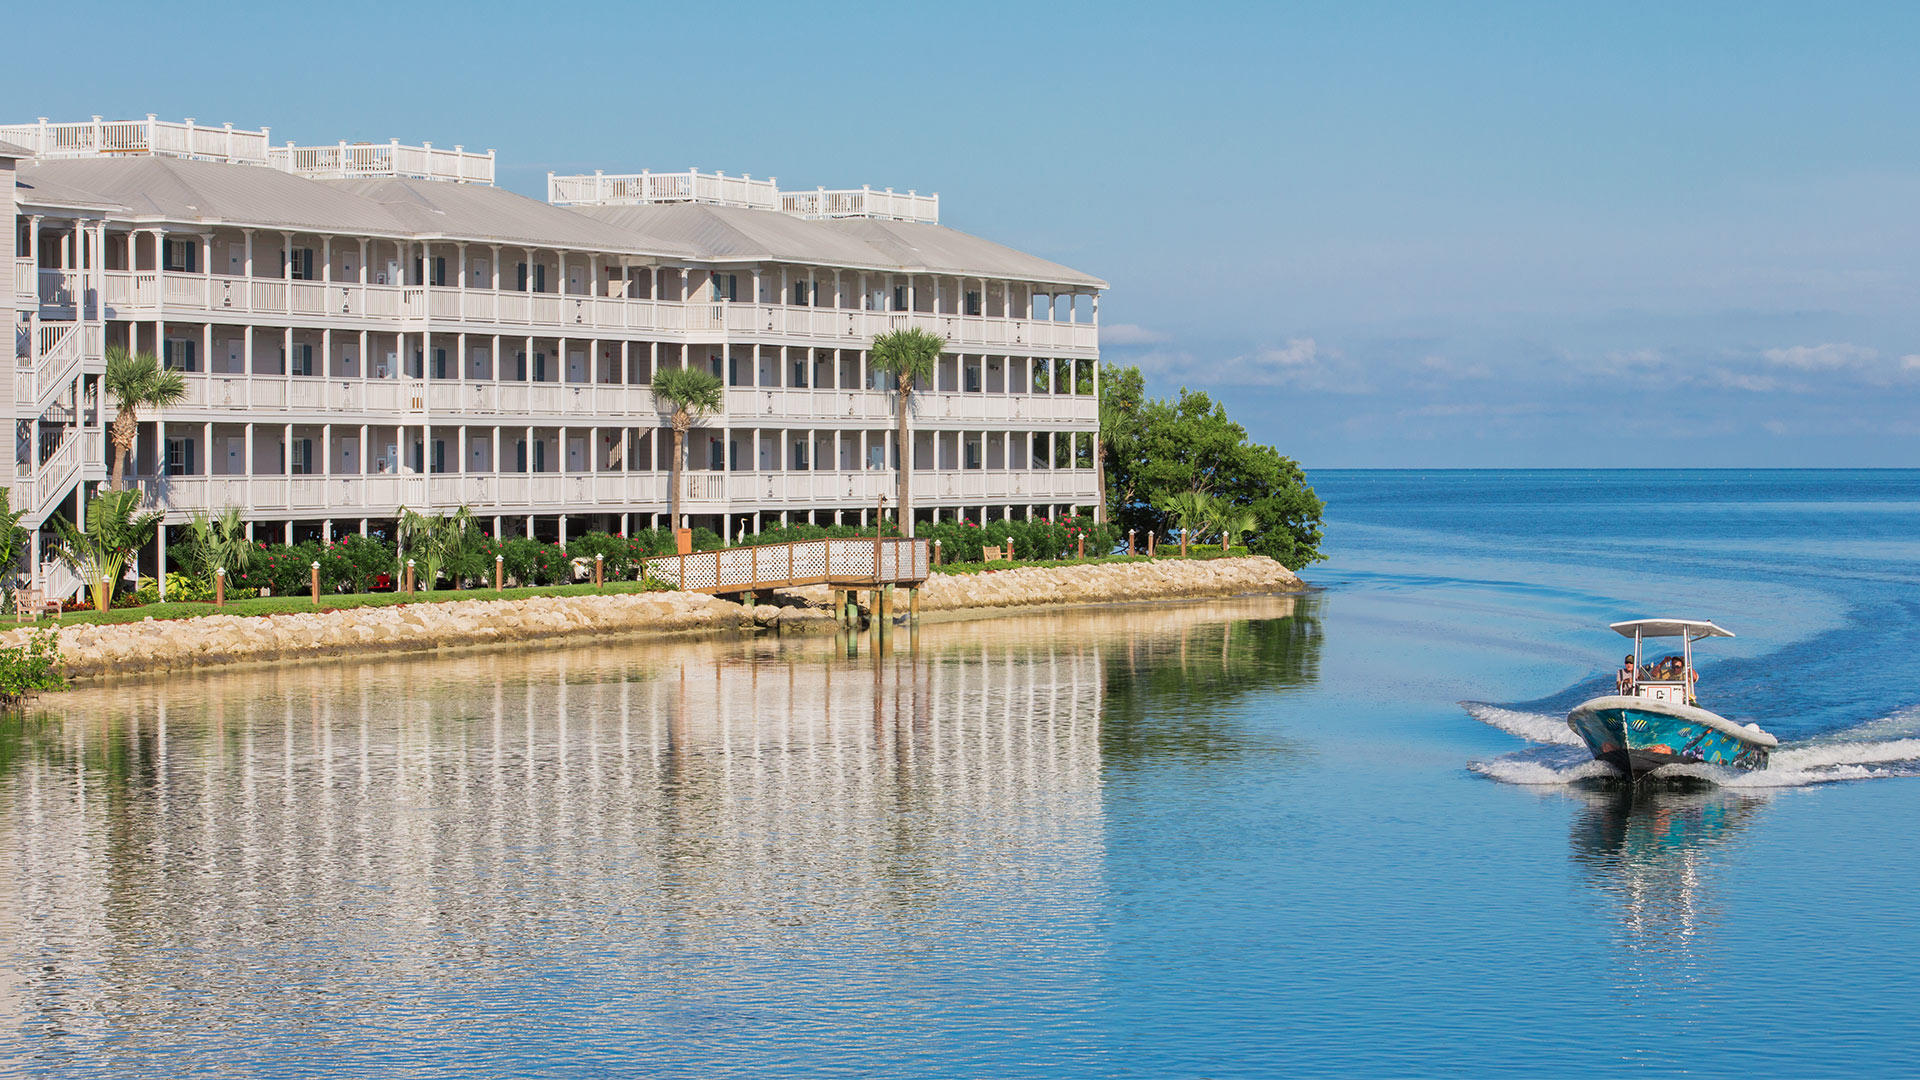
[50,489,162,612]
[1105,367,1324,569]
[868,327,944,537]
[1099,365,1148,524]
[104,346,188,491]
[652,366,726,533]
[0,489,29,614]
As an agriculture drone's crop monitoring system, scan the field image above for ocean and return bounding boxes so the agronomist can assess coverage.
[1,469,1915,1077]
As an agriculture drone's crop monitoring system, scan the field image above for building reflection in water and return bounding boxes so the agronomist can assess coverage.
[0,595,1315,1074]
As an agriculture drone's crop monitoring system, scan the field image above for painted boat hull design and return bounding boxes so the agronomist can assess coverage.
[1567,695,1772,775]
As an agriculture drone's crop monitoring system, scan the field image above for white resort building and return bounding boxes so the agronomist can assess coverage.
[2,116,1103,584]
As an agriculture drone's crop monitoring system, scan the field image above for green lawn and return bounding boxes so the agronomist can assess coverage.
[39,580,671,627]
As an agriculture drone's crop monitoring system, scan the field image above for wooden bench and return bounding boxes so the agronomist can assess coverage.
[13,589,61,623]
[982,544,1009,562]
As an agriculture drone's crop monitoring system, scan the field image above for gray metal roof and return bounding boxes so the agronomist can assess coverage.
[0,140,33,160]
[12,156,1104,286]
[822,218,1106,288]
[327,178,696,258]
[573,202,1104,287]
[570,203,896,270]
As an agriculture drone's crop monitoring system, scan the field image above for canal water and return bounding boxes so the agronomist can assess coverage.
[2,469,1917,1077]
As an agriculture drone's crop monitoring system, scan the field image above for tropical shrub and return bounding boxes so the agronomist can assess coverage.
[0,629,64,709]
[52,489,162,612]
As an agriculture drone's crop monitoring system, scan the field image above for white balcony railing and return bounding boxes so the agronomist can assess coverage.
[87,270,1102,354]
[133,466,1096,519]
[268,140,495,185]
[0,116,270,164]
[780,186,939,224]
[547,169,779,210]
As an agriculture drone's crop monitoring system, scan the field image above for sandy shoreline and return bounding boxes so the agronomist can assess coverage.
[7,556,1307,683]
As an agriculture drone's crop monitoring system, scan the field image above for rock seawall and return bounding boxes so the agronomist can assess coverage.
[7,557,1306,681]
[917,556,1303,613]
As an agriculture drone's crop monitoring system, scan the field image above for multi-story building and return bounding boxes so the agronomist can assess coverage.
[4,116,1103,587]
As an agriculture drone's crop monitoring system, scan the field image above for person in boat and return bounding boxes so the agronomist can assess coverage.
[1617,654,1637,694]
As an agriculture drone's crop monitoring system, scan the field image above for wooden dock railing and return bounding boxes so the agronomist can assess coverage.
[641,537,930,595]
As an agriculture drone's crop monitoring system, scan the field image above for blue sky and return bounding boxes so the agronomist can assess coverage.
[8,1,1918,466]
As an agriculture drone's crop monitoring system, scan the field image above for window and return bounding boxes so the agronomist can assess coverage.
[533,441,547,472]
[430,440,446,474]
[965,439,981,470]
[162,338,198,372]
[413,256,448,287]
[792,440,809,470]
[965,365,981,393]
[290,438,314,476]
[965,290,982,317]
[893,285,907,311]
[515,439,528,472]
[533,351,548,382]
[282,247,315,281]
[792,358,807,387]
[709,442,725,471]
[516,263,548,292]
[430,348,448,380]
[710,273,738,302]
[289,343,314,377]
[164,238,197,273]
[791,280,810,306]
[165,437,195,476]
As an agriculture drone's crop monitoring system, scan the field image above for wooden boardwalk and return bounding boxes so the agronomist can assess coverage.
[641,537,931,596]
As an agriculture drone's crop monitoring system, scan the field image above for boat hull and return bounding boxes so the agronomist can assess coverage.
[1567,696,1771,775]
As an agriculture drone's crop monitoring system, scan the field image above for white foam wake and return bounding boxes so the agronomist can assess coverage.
[1461,702,1584,747]
[1465,702,1920,789]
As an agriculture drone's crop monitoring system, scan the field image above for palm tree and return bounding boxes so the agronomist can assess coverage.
[51,488,162,612]
[181,507,253,586]
[104,346,188,491]
[651,365,726,533]
[1220,508,1258,554]
[1163,490,1221,557]
[868,327,944,537]
[397,505,474,591]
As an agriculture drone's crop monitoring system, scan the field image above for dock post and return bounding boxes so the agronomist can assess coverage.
[743,590,755,608]
[909,586,920,622]
[881,583,894,622]
[1127,530,1136,556]
[1148,532,1156,557]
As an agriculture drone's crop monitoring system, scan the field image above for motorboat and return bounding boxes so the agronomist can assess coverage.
[1566,619,1776,776]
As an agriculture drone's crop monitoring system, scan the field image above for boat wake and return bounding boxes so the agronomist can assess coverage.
[1462,702,1920,788]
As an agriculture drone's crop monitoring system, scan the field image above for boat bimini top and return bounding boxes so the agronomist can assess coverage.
[1609,619,1734,642]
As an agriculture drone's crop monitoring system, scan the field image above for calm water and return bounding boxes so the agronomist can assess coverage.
[4,469,1919,1077]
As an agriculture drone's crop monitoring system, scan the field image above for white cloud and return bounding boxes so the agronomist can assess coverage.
[1762,343,1878,370]
[1098,323,1169,346]
[1902,354,1920,371]
[1417,354,1492,380]
[1704,369,1782,392]
[1133,338,1371,392]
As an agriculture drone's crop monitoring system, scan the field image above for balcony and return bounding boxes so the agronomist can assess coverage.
[88,270,1101,354]
[780,187,938,224]
[132,466,1093,518]
[548,169,779,210]
[267,140,495,185]
[0,115,271,164]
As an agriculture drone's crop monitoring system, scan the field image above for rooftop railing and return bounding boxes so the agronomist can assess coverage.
[0,115,271,164]
[781,186,939,224]
[268,140,495,185]
[547,169,780,210]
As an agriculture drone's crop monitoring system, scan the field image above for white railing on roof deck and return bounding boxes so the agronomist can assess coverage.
[547,169,779,210]
[0,116,270,163]
[268,140,496,185]
[781,186,940,224]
